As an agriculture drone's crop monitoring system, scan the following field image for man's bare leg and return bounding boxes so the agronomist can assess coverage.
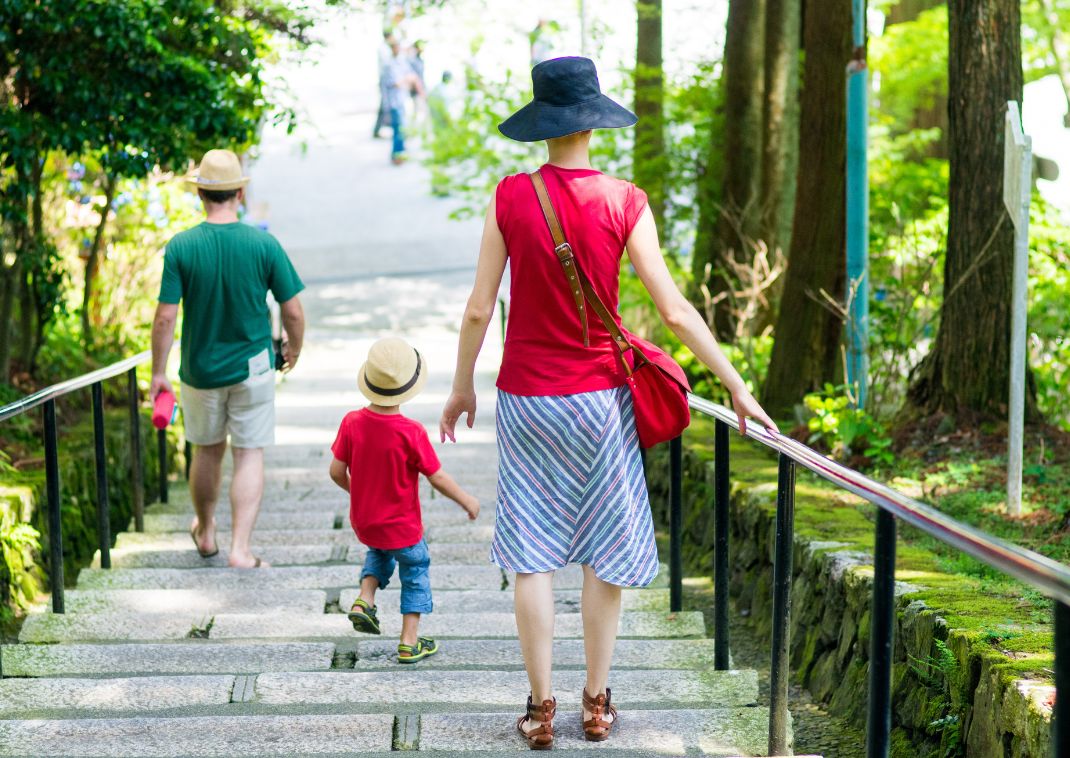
[190,442,226,554]
[229,446,268,568]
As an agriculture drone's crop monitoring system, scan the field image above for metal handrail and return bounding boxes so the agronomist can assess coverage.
[0,350,152,423]
[687,394,1070,605]
[0,349,165,614]
[670,392,1069,757]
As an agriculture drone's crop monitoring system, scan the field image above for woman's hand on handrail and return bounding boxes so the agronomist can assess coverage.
[730,386,779,437]
[440,390,477,443]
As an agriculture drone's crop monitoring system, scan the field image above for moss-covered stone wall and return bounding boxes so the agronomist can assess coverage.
[647,427,1054,757]
[2,408,175,620]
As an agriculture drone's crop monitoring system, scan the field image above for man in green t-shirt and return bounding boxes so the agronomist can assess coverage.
[150,149,305,569]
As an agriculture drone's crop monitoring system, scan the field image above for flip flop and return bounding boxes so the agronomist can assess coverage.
[189,525,219,558]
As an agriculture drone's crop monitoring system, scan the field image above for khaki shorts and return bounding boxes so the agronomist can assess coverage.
[180,372,276,448]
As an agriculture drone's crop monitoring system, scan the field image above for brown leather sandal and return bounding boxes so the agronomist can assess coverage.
[582,688,618,742]
[516,695,556,750]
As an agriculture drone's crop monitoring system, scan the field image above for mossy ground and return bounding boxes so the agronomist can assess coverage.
[674,415,1060,684]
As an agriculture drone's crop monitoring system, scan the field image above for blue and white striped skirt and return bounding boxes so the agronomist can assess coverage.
[490,386,660,588]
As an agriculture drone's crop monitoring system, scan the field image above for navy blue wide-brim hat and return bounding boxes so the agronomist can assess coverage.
[499,56,637,142]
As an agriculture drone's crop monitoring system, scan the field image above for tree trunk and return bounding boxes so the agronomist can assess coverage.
[762,0,851,417]
[0,259,22,381]
[906,0,1034,423]
[634,0,665,232]
[759,0,800,259]
[81,174,117,346]
[18,157,45,370]
[693,0,766,339]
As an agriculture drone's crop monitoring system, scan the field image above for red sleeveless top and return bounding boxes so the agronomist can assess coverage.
[495,164,648,396]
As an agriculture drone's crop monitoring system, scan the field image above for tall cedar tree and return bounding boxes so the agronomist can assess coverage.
[634,0,665,231]
[907,0,1038,421]
[759,0,800,260]
[692,0,765,339]
[762,0,851,416]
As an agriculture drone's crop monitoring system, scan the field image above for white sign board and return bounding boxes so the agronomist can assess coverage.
[1003,101,1032,516]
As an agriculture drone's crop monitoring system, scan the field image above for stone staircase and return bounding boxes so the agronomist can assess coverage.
[0,433,780,756]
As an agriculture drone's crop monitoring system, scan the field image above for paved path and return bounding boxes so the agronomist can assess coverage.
[0,15,779,755]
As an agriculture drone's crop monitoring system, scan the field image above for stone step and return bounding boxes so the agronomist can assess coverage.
[2,642,335,676]
[253,669,757,709]
[0,710,772,756]
[37,589,328,615]
[94,541,493,569]
[112,523,496,547]
[421,708,769,755]
[20,610,705,643]
[352,637,716,671]
[337,588,670,615]
[0,715,395,756]
[138,503,487,528]
[93,545,338,569]
[72,563,664,592]
[0,675,235,717]
[139,511,336,532]
[73,564,502,591]
[115,528,357,549]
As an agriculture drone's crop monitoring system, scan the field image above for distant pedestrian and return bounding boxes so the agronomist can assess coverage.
[330,338,479,663]
[373,31,397,139]
[381,38,423,164]
[151,149,305,570]
[439,57,778,749]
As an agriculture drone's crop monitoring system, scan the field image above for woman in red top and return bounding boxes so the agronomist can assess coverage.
[440,57,777,750]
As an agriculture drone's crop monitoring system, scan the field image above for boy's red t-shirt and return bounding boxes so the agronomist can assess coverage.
[331,409,441,550]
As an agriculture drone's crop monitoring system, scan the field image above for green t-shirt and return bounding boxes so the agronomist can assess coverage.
[159,222,304,389]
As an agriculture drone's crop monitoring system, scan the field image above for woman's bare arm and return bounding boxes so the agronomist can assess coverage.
[625,206,779,436]
[439,197,508,442]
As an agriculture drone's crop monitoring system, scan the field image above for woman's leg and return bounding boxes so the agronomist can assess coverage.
[581,564,621,721]
[514,571,555,714]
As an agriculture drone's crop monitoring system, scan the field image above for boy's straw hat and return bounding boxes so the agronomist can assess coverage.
[359,338,428,407]
[186,149,250,191]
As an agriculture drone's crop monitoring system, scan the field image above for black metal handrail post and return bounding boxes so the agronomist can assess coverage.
[90,382,112,569]
[713,419,731,670]
[768,452,796,755]
[127,368,144,532]
[669,436,683,613]
[867,508,897,757]
[1055,601,1069,756]
[157,428,168,503]
[42,399,64,613]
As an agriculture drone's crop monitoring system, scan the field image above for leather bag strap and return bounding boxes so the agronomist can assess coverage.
[530,170,588,347]
[529,170,637,367]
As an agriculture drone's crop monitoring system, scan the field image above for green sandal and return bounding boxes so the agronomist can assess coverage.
[347,598,380,635]
[397,637,439,664]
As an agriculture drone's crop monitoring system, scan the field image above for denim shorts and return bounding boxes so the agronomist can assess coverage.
[360,538,433,614]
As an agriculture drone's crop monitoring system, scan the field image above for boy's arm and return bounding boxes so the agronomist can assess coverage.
[427,470,479,520]
[329,458,350,493]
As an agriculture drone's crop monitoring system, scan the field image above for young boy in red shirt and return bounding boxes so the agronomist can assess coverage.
[329,337,479,663]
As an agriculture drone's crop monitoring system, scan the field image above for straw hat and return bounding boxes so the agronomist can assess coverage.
[358,338,428,406]
[186,149,250,191]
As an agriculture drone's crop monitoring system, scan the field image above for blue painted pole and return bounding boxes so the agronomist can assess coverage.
[846,0,869,408]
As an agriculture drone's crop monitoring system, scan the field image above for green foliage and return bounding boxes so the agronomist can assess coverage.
[870,6,948,135]
[802,384,895,467]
